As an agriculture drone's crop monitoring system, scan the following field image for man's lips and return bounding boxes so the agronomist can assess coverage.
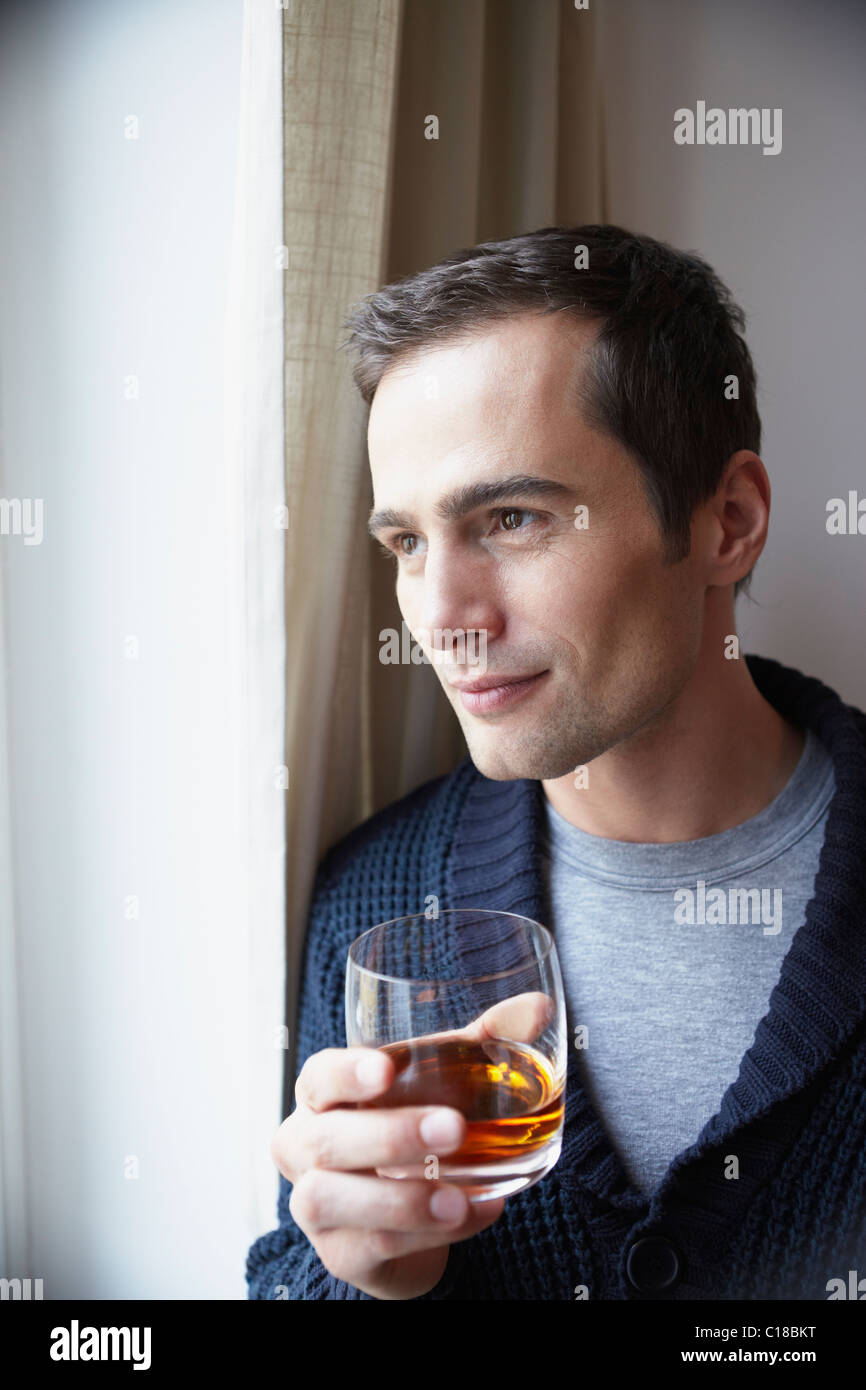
[448,671,549,714]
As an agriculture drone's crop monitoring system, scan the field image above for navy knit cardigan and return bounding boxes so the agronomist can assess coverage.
[247,654,866,1300]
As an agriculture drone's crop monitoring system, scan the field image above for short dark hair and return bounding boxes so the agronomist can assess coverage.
[340,224,762,598]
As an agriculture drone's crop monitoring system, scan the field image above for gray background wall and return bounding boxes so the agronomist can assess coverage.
[598,0,866,704]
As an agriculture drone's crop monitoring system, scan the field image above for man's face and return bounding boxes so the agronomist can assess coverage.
[367,311,705,781]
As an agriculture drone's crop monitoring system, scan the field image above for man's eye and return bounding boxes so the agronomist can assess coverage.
[379,533,421,561]
[499,508,536,531]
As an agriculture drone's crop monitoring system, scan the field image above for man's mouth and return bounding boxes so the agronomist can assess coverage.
[448,671,549,715]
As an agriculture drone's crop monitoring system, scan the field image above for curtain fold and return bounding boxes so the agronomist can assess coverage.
[280,0,404,1110]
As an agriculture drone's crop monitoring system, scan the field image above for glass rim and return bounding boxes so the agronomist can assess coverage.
[346,908,555,987]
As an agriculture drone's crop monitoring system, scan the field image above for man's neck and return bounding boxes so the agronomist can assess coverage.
[541,642,806,845]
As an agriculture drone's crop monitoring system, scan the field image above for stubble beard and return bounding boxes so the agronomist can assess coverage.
[456,691,614,782]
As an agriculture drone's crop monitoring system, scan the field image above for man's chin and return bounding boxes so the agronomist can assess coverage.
[462,735,579,783]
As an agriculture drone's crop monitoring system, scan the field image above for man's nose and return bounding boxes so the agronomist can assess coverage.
[415,547,503,654]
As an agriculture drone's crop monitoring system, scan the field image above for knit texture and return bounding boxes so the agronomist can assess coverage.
[246,654,866,1300]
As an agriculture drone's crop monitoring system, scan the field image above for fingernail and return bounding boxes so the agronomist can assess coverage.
[355,1053,387,1090]
[431,1187,467,1223]
[419,1108,463,1150]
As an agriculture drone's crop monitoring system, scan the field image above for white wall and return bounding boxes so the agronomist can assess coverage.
[598,0,866,704]
[0,0,251,1298]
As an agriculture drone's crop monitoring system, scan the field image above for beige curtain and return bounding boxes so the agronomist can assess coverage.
[281,0,604,1092]
[281,0,404,1110]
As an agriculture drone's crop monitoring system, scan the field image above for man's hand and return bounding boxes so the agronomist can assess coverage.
[271,1046,505,1299]
[270,995,554,1299]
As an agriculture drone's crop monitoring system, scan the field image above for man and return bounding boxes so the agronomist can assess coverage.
[247,225,866,1300]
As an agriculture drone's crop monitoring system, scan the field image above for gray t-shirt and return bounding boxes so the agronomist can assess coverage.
[539,727,835,1197]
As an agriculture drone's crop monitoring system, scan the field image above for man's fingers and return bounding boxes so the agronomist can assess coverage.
[295,1046,395,1111]
[331,1194,506,1273]
[464,991,556,1044]
[295,994,555,1119]
[290,1168,474,1234]
[275,1102,467,1181]
[373,991,556,1057]
[294,1174,506,1273]
[403,991,556,1048]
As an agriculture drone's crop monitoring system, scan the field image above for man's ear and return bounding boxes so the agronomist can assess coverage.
[707,451,769,587]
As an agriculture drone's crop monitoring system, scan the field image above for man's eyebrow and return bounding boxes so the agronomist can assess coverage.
[366,474,576,538]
